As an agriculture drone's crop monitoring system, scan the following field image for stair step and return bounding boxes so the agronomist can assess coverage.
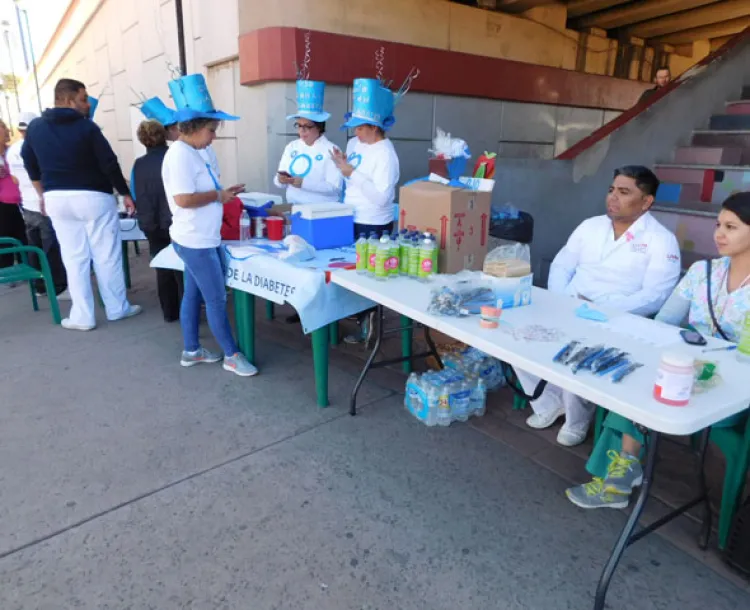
[691,131,750,164]
[650,210,719,267]
[674,146,743,165]
[711,167,750,203]
[726,100,750,115]
[655,182,702,203]
[653,202,722,218]
[709,114,750,130]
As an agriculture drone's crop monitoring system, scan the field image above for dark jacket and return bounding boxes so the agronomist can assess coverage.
[132,145,171,233]
[637,87,658,105]
[21,108,129,196]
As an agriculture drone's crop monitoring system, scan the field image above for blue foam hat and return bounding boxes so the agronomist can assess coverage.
[140,96,178,126]
[287,80,330,123]
[88,96,99,120]
[341,78,395,131]
[169,73,239,122]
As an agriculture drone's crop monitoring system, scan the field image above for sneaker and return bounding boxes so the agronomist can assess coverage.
[223,352,259,377]
[343,311,377,346]
[180,347,223,368]
[557,424,588,447]
[109,304,143,322]
[565,478,630,510]
[55,288,72,301]
[603,450,643,494]
[61,318,96,331]
[525,405,565,430]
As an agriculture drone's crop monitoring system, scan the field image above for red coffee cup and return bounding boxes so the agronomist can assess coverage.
[266,216,284,241]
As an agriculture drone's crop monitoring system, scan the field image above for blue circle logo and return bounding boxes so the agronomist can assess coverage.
[348,153,362,169]
[290,153,313,178]
[315,154,324,161]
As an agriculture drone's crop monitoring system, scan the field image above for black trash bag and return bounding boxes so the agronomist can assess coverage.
[490,208,534,244]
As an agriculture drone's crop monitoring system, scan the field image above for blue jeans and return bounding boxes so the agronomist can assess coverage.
[173,243,238,357]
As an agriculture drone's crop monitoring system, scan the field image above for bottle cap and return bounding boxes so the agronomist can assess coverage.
[660,351,694,368]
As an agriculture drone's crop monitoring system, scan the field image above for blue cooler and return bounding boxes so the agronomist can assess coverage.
[291,203,355,249]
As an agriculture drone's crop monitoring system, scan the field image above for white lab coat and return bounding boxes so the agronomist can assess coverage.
[273,135,343,205]
[548,212,681,317]
[518,212,681,436]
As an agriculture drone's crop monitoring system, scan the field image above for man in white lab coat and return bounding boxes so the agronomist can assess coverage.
[516,165,681,446]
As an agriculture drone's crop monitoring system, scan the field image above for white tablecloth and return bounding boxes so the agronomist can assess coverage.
[151,241,374,334]
[331,271,750,435]
[119,218,147,242]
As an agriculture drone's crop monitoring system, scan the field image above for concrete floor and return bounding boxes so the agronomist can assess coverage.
[1,249,749,610]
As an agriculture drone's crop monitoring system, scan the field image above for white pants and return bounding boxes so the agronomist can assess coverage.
[45,190,131,327]
[515,370,595,434]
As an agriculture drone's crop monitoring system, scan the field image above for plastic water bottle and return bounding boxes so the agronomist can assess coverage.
[374,235,390,281]
[239,209,251,242]
[424,383,439,427]
[408,235,420,278]
[355,233,368,274]
[418,233,436,281]
[471,379,487,417]
[452,380,472,423]
[389,234,400,277]
[436,382,452,427]
[399,231,410,276]
[367,232,379,275]
[405,373,421,418]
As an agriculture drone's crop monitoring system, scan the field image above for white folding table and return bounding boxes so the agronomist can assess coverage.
[331,270,750,610]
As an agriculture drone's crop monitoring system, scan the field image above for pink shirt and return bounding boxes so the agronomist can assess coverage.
[0,154,22,205]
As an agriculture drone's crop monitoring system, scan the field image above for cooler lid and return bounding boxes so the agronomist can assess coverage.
[238,192,283,207]
[292,203,354,220]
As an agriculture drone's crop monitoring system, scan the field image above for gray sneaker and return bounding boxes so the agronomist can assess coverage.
[223,352,259,377]
[603,450,643,494]
[566,478,630,510]
[180,347,223,367]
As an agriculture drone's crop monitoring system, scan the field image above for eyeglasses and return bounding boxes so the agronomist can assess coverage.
[294,122,316,131]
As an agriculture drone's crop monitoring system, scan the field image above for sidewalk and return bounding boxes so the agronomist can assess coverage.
[0,249,748,610]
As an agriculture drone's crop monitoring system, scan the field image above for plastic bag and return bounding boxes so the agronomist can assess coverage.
[278,235,315,263]
[490,204,534,244]
[427,271,497,316]
[483,243,531,278]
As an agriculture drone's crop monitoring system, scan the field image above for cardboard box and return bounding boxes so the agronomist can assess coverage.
[492,274,533,308]
[398,181,492,274]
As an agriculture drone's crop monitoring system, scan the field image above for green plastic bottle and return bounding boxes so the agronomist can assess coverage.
[738,311,750,362]
[418,233,436,281]
[375,235,390,281]
[399,230,410,276]
[408,235,420,278]
[366,232,378,275]
[389,235,400,277]
[355,233,367,274]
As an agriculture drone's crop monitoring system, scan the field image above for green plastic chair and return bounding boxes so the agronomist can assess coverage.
[0,237,62,325]
[593,405,750,549]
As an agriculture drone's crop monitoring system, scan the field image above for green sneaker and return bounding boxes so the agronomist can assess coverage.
[603,450,643,495]
[566,477,630,510]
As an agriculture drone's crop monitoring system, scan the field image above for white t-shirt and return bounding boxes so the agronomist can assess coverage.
[343,137,400,225]
[7,139,41,213]
[162,140,223,249]
[272,135,343,205]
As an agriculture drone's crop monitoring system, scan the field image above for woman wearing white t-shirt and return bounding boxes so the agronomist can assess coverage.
[273,80,342,205]
[331,78,401,343]
[161,115,256,377]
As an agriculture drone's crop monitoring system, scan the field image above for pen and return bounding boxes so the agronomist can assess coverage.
[702,346,737,353]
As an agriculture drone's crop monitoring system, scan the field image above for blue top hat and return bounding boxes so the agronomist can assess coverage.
[140,97,178,127]
[341,78,396,131]
[287,80,330,123]
[169,73,239,122]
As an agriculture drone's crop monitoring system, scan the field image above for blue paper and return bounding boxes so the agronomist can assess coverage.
[575,303,608,322]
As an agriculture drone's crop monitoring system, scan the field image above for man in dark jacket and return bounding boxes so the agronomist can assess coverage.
[21,78,142,331]
[636,66,671,105]
[132,119,182,322]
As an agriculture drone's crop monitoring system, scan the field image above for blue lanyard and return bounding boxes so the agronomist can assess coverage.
[206,163,221,190]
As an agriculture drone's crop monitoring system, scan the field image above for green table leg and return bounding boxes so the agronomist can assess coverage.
[329,321,339,346]
[121,241,131,289]
[400,315,413,374]
[266,300,275,320]
[234,291,256,363]
[311,325,329,408]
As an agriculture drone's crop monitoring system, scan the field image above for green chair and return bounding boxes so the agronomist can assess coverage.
[592,405,750,549]
[0,237,62,325]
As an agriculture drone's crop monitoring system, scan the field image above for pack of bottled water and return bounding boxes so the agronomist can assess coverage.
[441,346,506,390]
[405,369,487,427]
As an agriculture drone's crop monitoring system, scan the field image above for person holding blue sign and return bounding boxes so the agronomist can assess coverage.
[332,78,400,238]
[274,80,342,205]
[161,73,257,377]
